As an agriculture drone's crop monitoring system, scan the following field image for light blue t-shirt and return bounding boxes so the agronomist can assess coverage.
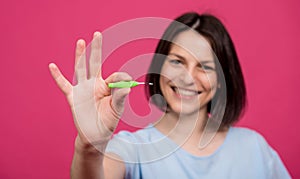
[106,125,291,179]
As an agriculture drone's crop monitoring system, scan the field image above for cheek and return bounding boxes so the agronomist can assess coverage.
[159,75,168,89]
[160,64,183,83]
[198,72,218,90]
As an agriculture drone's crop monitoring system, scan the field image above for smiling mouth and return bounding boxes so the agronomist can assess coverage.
[171,86,201,97]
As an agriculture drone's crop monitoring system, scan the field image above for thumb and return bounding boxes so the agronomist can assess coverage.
[105,72,132,117]
[112,87,131,117]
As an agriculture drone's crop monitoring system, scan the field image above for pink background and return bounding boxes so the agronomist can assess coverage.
[0,0,299,178]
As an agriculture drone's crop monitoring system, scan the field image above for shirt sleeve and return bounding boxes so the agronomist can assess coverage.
[254,131,291,179]
[105,131,139,163]
[269,149,291,179]
[105,131,141,178]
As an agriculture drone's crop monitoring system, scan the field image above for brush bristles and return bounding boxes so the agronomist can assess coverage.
[137,82,153,85]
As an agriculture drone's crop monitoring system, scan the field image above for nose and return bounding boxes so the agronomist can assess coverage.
[178,67,196,86]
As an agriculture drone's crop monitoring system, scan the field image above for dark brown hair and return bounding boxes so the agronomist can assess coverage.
[145,12,246,127]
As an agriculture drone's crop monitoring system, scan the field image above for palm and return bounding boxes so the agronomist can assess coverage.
[71,78,112,144]
[49,32,131,148]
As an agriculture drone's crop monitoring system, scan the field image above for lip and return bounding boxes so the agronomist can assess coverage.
[170,86,201,99]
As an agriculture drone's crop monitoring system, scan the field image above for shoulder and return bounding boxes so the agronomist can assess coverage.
[105,125,166,168]
[227,126,276,159]
[230,126,262,136]
[229,126,269,144]
[111,125,159,143]
[105,126,158,158]
[229,127,291,178]
[229,126,281,157]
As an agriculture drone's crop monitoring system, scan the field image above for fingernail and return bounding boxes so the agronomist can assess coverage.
[49,63,55,68]
[77,39,85,46]
[94,31,102,38]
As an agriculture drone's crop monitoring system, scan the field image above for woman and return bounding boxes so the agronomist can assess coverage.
[49,12,291,178]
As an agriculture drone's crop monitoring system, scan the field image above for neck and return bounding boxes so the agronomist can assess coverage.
[155,107,208,141]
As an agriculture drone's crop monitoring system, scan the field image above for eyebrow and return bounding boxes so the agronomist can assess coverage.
[168,53,214,64]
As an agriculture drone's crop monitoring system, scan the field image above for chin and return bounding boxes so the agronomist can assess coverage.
[167,95,213,116]
[168,103,200,116]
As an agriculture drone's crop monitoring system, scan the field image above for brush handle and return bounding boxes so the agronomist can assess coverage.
[108,81,139,88]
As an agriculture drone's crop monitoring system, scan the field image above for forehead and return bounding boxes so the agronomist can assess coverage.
[171,30,214,62]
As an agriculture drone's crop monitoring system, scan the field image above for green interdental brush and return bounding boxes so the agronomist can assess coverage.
[108,81,153,88]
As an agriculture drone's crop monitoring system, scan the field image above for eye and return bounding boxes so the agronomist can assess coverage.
[169,59,182,65]
[198,63,215,71]
[202,66,214,70]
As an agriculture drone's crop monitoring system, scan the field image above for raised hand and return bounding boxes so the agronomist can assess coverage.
[49,32,132,150]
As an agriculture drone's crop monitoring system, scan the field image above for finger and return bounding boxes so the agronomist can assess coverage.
[75,39,87,83]
[89,31,102,79]
[104,72,132,84]
[49,63,72,95]
[105,72,132,115]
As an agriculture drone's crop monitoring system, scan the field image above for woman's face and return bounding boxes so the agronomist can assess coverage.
[159,30,218,115]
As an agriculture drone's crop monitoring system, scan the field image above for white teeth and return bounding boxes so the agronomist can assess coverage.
[174,88,198,96]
